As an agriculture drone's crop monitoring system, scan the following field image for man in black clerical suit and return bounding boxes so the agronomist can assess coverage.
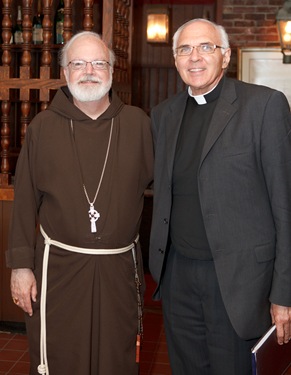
[149,18,291,375]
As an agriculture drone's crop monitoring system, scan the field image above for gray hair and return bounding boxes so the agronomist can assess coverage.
[172,18,230,56]
[59,31,116,68]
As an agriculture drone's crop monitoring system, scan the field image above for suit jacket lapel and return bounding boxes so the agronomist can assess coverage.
[200,78,238,164]
[165,91,188,179]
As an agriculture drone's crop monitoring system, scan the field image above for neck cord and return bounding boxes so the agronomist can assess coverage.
[70,118,114,232]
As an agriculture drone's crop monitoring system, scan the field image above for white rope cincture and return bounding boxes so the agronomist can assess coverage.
[38,225,138,375]
[37,232,50,375]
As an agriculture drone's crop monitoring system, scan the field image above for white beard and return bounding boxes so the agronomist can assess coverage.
[67,74,112,102]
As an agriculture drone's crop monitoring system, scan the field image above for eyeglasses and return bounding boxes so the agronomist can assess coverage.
[175,43,224,56]
[67,60,111,71]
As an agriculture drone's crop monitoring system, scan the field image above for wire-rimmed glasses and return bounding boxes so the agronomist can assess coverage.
[67,60,111,71]
[175,43,224,56]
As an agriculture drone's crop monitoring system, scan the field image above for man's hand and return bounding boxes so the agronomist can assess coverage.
[270,303,291,345]
[10,268,37,317]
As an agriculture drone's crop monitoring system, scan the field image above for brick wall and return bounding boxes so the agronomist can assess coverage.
[220,0,283,77]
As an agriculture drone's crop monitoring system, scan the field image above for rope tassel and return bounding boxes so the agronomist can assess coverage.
[136,334,141,363]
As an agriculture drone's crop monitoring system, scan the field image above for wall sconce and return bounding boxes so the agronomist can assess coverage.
[276,0,291,63]
[147,7,169,43]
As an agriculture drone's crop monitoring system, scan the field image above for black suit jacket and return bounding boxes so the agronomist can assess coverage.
[149,77,291,339]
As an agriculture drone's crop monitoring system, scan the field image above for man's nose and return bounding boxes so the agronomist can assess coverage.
[85,61,94,73]
[190,46,201,60]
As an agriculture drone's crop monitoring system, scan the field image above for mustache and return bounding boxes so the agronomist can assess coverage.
[78,75,102,83]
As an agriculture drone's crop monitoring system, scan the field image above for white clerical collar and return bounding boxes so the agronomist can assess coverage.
[188,85,218,105]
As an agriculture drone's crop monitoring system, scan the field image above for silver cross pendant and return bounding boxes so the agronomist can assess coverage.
[88,203,100,233]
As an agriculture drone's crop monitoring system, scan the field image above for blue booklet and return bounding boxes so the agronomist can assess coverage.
[251,325,291,375]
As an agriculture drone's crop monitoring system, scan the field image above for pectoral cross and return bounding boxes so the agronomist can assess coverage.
[88,203,100,233]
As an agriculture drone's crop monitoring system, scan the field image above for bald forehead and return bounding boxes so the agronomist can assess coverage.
[67,36,109,60]
[179,21,221,45]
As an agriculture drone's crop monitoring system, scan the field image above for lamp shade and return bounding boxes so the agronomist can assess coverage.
[276,0,291,63]
[147,7,169,43]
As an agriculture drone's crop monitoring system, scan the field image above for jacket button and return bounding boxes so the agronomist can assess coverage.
[163,218,168,224]
[158,248,164,254]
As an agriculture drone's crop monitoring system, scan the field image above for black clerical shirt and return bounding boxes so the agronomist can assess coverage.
[170,79,223,260]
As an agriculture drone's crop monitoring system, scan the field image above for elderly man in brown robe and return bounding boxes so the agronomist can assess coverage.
[6,31,153,375]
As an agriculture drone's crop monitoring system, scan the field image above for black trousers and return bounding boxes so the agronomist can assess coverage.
[161,246,258,375]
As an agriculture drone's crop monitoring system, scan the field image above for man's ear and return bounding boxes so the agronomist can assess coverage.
[222,48,231,69]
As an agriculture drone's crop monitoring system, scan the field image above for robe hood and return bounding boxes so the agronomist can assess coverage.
[48,86,125,121]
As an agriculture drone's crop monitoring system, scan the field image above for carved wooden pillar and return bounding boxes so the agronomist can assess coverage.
[83,0,94,31]
[20,0,33,145]
[114,0,131,83]
[40,0,53,111]
[64,0,73,43]
[103,0,132,104]
[0,0,13,185]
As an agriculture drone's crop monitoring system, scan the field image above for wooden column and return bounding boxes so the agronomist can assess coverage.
[103,0,133,104]
[83,0,94,31]
[0,0,13,186]
[20,0,33,145]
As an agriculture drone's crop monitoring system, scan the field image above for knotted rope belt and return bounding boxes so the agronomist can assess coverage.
[38,225,141,375]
